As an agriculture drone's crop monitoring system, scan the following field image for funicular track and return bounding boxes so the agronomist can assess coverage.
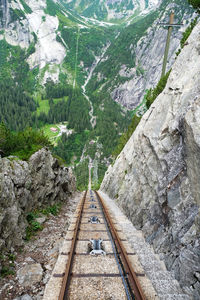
[58,190,146,300]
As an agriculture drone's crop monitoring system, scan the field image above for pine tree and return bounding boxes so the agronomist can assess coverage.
[188,0,200,11]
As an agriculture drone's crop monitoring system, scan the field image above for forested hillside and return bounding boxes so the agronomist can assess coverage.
[0,0,196,189]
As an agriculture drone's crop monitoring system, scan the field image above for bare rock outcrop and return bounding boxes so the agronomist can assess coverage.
[101,22,200,298]
[0,148,75,253]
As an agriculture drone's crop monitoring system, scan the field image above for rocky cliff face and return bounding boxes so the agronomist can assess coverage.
[110,2,195,109]
[0,148,76,253]
[0,0,66,76]
[101,21,200,299]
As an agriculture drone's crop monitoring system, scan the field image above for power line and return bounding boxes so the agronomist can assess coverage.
[159,11,183,77]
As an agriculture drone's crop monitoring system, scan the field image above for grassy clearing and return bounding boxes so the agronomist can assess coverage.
[36,99,50,116]
[42,121,71,146]
[42,123,60,144]
[36,96,68,116]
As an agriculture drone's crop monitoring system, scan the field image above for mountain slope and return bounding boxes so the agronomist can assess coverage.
[87,0,195,109]
[61,0,161,22]
[0,0,196,189]
[0,0,194,101]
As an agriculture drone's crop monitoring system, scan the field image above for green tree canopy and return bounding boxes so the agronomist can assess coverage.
[0,123,51,160]
[188,0,200,11]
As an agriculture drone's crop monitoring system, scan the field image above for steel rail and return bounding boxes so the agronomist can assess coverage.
[95,191,146,300]
[58,190,87,300]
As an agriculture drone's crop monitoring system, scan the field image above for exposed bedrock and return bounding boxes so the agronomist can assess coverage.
[0,148,76,253]
[101,22,200,298]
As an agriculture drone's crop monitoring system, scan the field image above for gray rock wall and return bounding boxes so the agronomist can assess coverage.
[0,148,76,253]
[101,22,200,299]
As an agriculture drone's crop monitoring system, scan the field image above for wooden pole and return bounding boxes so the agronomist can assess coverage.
[161,11,175,78]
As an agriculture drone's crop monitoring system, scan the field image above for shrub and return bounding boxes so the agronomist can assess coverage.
[188,0,200,11]
[40,203,61,216]
[180,18,198,48]
[25,203,62,240]
[176,17,198,57]
[25,221,43,241]
[0,123,52,160]
[0,253,16,278]
[0,266,15,277]
[146,70,171,108]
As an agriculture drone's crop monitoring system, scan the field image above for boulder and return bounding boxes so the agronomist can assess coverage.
[17,263,43,287]
[13,294,33,300]
[0,148,76,253]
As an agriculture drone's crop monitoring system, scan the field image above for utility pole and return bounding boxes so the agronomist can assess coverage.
[159,11,183,78]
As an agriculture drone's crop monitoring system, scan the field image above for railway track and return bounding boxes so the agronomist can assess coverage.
[51,190,146,300]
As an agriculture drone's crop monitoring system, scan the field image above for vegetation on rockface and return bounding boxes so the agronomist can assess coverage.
[112,70,171,159]
[146,70,171,108]
[9,8,26,22]
[62,0,135,22]
[25,218,43,241]
[63,0,108,21]
[176,17,198,57]
[0,203,62,277]
[45,0,87,29]
[45,0,62,16]
[0,253,16,278]
[25,203,61,240]
[0,123,51,160]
